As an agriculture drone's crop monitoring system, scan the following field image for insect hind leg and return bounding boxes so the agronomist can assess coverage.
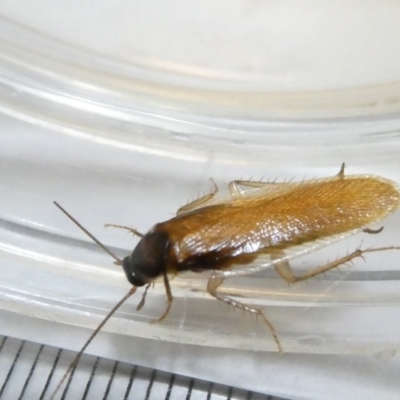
[176,179,218,215]
[336,162,346,178]
[273,245,400,283]
[363,226,384,234]
[228,180,291,198]
[207,276,283,353]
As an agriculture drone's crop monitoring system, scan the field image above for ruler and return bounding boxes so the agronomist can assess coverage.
[0,335,286,400]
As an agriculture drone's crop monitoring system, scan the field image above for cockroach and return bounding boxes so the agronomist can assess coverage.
[50,164,400,399]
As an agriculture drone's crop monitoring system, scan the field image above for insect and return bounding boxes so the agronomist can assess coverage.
[50,164,400,399]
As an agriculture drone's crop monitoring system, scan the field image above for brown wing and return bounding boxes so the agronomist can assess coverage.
[159,175,400,268]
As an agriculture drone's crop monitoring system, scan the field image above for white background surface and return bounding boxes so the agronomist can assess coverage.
[1,0,400,90]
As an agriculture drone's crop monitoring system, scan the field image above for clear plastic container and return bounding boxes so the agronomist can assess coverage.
[1,3,400,399]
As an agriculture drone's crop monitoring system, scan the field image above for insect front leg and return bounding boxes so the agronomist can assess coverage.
[151,271,174,323]
[104,224,144,238]
[206,275,282,352]
[176,179,218,215]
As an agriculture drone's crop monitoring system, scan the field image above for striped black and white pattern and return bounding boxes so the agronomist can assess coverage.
[0,335,286,400]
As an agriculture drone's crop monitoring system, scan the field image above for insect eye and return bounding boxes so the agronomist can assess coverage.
[122,256,147,286]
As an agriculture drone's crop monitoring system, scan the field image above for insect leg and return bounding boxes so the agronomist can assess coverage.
[336,162,346,178]
[274,258,305,283]
[230,162,346,197]
[104,224,144,238]
[151,270,173,323]
[136,283,151,310]
[228,180,291,198]
[207,275,283,353]
[363,226,384,234]
[273,246,400,283]
[176,179,218,215]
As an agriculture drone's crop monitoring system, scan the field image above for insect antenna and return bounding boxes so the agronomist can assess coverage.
[49,286,137,400]
[50,202,137,399]
[53,201,122,265]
